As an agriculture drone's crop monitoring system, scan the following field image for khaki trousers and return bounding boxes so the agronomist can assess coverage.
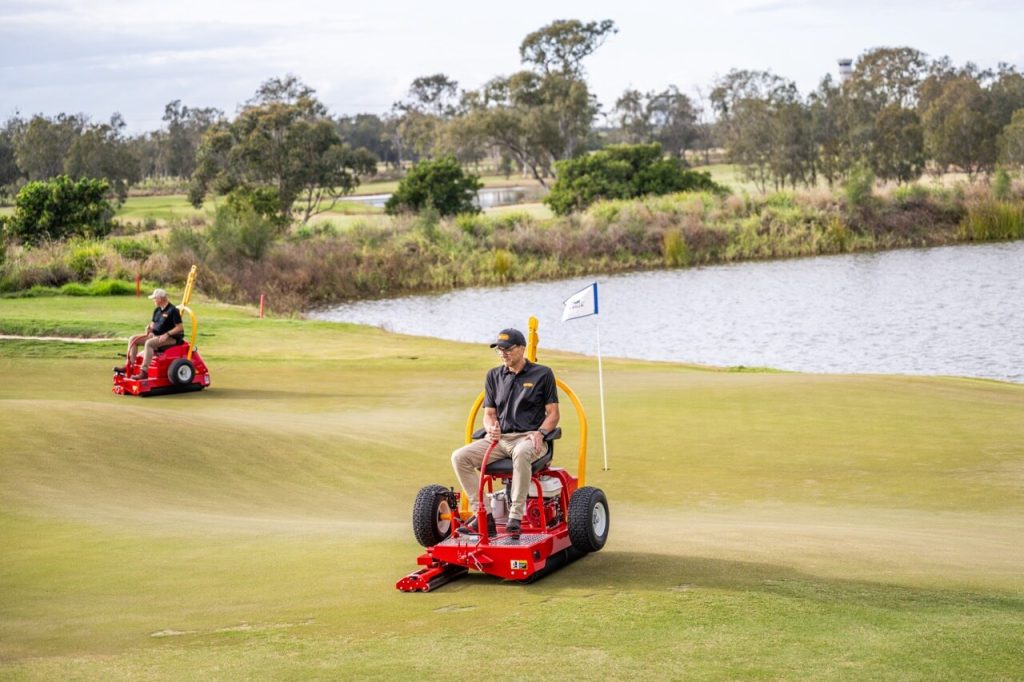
[128,333,177,370]
[451,433,547,521]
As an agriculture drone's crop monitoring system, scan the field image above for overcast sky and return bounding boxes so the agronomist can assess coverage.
[2,0,1022,133]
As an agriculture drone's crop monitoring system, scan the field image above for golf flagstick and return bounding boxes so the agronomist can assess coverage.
[561,282,608,470]
[596,318,608,471]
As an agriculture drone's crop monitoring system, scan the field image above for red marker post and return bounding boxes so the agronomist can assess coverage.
[135,273,141,297]
[259,294,265,319]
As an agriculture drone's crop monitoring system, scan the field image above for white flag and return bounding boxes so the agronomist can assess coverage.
[562,283,599,322]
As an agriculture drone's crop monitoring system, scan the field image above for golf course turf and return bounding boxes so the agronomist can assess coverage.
[1,295,1022,680]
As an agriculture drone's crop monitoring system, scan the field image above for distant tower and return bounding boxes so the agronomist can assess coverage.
[838,58,853,84]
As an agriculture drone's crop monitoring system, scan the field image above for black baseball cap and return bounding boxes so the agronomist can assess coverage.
[490,328,526,349]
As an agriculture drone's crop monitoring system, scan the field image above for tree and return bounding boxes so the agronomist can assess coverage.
[162,100,223,178]
[999,109,1024,170]
[0,119,21,196]
[384,155,482,216]
[392,74,461,160]
[543,143,723,215]
[336,113,399,166]
[64,114,141,202]
[921,75,999,177]
[847,46,928,109]
[14,114,85,180]
[870,104,925,184]
[3,175,114,244]
[519,19,617,78]
[189,76,378,224]
[711,70,807,191]
[808,75,850,188]
[613,86,699,158]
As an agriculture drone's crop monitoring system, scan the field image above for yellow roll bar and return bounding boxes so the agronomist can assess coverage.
[463,316,589,487]
[179,265,199,361]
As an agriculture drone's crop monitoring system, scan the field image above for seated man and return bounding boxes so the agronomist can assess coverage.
[126,288,184,380]
[451,328,559,538]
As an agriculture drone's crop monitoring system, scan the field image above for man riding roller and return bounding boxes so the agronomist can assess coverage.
[451,328,560,538]
[121,288,184,380]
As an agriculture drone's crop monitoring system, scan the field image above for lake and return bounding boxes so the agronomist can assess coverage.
[308,241,1024,383]
[346,186,530,209]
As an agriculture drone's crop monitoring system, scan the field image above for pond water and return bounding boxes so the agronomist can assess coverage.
[345,186,529,209]
[309,241,1024,383]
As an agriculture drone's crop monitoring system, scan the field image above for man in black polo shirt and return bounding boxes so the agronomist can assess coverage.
[126,288,184,379]
[451,328,559,537]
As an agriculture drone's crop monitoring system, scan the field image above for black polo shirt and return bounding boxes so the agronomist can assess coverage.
[152,303,183,339]
[484,360,559,433]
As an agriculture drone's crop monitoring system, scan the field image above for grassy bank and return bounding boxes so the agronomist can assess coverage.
[1,295,1022,679]
[2,178,1022,312]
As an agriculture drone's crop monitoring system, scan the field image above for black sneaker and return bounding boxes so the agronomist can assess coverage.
[505,518,521,538]
[459,513,496,537]
[113,366,126,374]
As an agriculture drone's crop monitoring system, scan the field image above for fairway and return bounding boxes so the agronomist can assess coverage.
[1,295,1022,680]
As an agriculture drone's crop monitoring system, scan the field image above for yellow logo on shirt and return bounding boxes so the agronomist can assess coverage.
[523,382,534,388]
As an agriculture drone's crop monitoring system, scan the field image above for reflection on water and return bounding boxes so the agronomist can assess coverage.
[345,186,529,209]
[309,241,1024,383]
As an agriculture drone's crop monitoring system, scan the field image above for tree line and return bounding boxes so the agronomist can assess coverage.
[2,21,1024,222]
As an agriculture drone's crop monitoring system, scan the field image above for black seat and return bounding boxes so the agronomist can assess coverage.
[470,427,561,475]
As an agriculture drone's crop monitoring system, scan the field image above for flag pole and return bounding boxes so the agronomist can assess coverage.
[596,317,609,471]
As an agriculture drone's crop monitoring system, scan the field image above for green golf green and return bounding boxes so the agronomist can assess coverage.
[1,295,1021,679]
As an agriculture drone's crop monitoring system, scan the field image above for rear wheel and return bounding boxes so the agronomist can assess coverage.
[168,358,195,385]
[412,484,456,547]
[568,486,609,553]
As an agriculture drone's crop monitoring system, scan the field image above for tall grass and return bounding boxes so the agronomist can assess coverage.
[959,201,1024,241]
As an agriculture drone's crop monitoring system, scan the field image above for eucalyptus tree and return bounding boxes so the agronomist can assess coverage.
[998,109,1024,170]
[162,100,223,179]
[921,74,999,177]
[460,20,615,187]
[14,113,85,181]
[613,86,699,158]
[64,113,141,202]
[711,69,810,191]
[189,76,378,225]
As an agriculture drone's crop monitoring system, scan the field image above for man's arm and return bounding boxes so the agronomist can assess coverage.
[483,407,500,441]
[154,322,184,344]
[530,403,560,451]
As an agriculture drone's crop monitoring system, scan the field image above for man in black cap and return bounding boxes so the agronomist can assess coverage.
[451,328,560,537]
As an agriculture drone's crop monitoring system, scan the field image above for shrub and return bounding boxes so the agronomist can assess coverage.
[545,143,724,215]
[3,175,114,244]
[992,169,1012,201]
[662,229,691,267]
[844,165,875,209]
[385,156,482,217]
[109,238,154,261]
[68,243,104,280]
[207,201,278,262]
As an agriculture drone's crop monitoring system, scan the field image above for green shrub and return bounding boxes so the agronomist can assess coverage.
[3,175,114,244]
[207,201,278,261]
[662,229,691,267]
[544,143,724,215]
[89,279,135,296]
[891,184,931,205]
[68,243,104,280]
[385,156,482,217]
[992,169,1012,201]
[109,238,154,261]
[493,248,514,278]
[59,282,90,296]
[844,165,875,209]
